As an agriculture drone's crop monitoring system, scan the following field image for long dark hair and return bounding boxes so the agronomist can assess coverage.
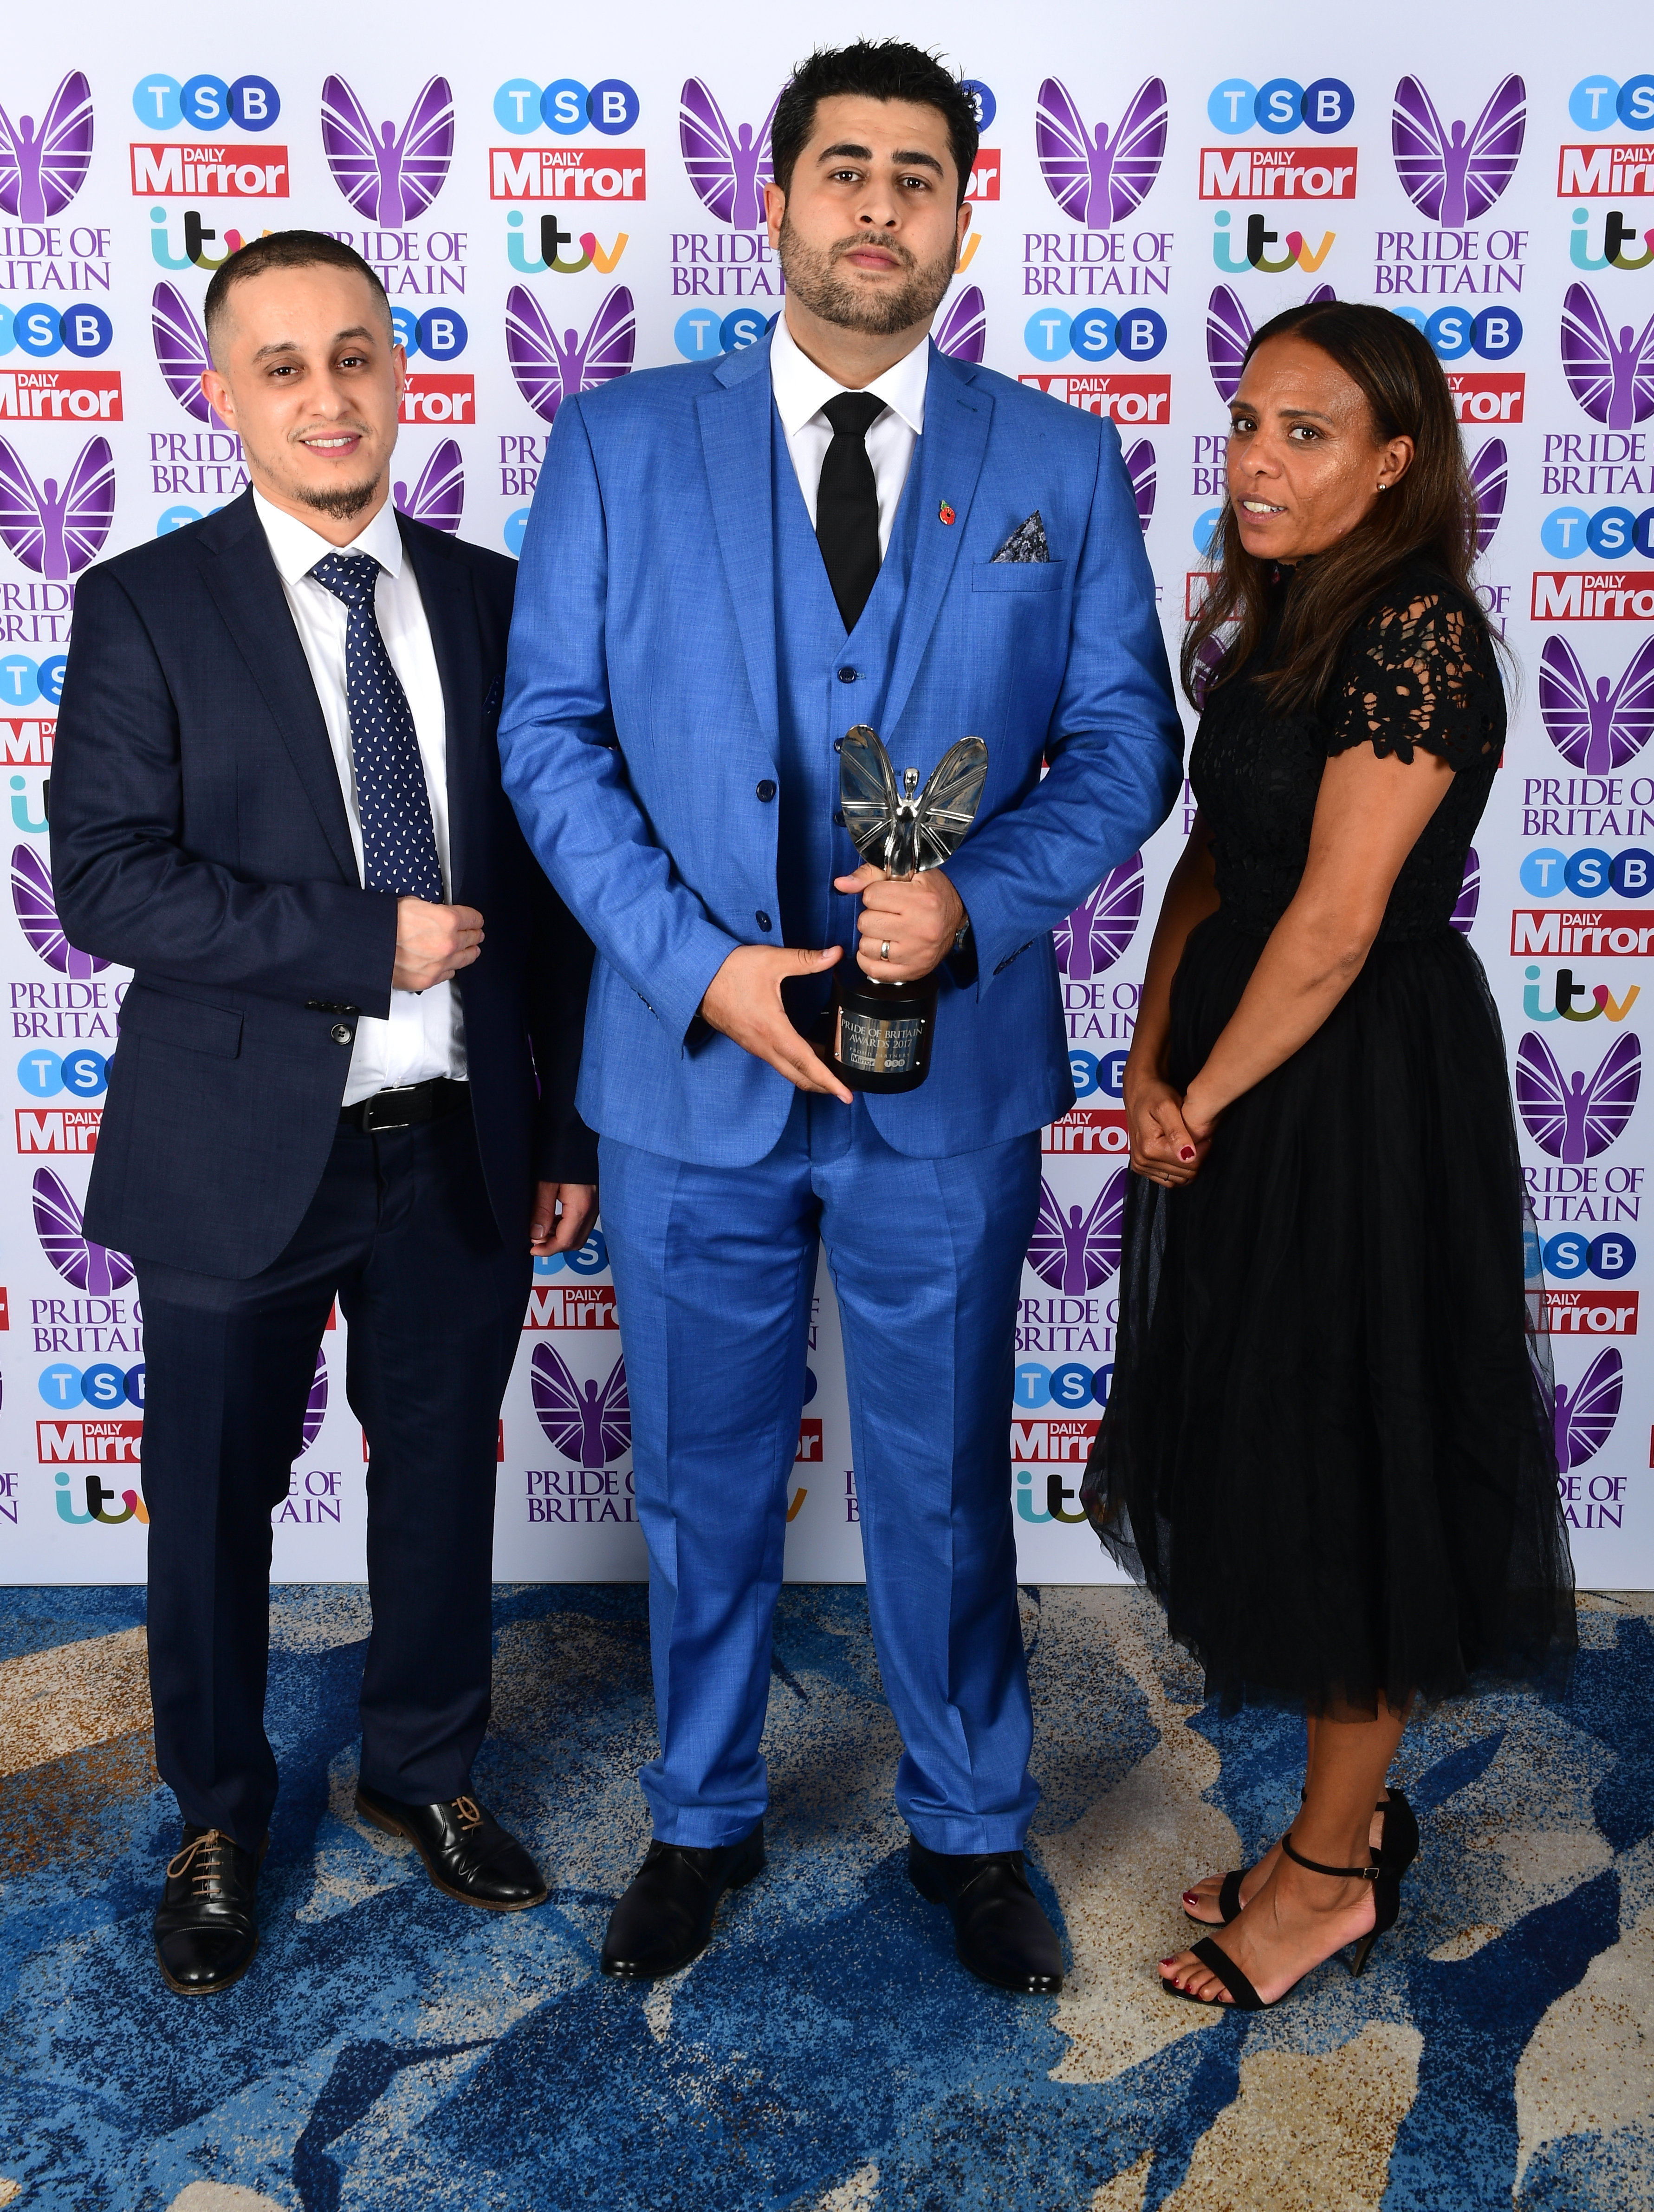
[1181,301,1488,711]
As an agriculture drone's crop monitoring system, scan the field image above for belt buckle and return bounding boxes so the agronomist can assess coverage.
[363,1085,420,1133]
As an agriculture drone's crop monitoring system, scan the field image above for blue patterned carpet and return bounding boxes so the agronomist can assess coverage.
[1,1582,1651,2212]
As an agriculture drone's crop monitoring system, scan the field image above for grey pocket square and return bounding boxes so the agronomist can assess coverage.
[990,511,1050,564]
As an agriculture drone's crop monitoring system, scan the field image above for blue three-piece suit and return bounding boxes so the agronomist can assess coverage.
[501,330,1181,1849]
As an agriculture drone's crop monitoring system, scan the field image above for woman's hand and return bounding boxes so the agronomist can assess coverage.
[1127,1074,1212,1187]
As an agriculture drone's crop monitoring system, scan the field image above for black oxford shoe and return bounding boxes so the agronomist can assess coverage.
[908,1839,1065,1994]
[355,1785,548,1910]
[154,1825,267,1997]
[601,1824,766,1978]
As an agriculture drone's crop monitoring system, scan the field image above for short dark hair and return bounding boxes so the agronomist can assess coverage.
[203,230,393,362]
[771,41,980,206]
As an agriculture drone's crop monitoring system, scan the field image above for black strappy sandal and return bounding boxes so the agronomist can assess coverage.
[1182,1787,1419,1926]
[1164,1832,1402,2010]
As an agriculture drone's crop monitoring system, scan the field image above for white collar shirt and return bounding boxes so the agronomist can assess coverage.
[768,313,928,556]
[253,488,465,1107]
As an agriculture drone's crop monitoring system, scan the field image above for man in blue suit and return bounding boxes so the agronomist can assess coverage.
[501,42,1181,1991]
[53,234,597,1995]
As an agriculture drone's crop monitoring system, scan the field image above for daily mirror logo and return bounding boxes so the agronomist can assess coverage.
[1199,147,1357,201]
[490,147,646,202]
[129,144,289,197]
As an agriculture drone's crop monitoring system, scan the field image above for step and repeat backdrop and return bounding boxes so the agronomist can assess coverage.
[0,2,1650,1586]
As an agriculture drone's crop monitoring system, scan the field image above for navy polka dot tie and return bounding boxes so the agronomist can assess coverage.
[310,551,445,904]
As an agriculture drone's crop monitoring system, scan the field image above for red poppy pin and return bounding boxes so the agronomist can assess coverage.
[938,501,956,525]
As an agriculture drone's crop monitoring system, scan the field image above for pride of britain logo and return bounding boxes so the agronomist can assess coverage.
[1054,854,1143,981]
[1035,76,1167,230]
[1561,284,1654,429]
[0,71,92,220]
[1028,1169,1127,1295]
[1391,75,1524,228]
[532,1346,629,1464]
[321,74,454,228]
[680,80,778,229]
[506,286,634,423]
[1516,1031,1641,1162]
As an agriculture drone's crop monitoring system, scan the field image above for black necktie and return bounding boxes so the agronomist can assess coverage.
[816,390,888,632]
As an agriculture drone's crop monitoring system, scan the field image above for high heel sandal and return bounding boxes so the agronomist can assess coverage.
[1181,1786,1418,1926]
[1165,1833,1403,2010]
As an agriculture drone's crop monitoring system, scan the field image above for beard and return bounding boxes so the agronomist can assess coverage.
[777,215,956,337]
[292,474,382,522]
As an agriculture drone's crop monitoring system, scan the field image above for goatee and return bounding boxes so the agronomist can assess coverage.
[295,477,382,522]
[777,217,956,338]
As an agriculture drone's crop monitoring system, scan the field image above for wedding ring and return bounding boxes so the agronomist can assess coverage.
[880,940,890,962]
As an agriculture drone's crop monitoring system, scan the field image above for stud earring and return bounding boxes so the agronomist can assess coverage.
[1376,480,1389,492]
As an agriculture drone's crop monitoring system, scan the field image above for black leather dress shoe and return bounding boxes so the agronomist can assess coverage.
[154,1825,267,1997]
[355,1785,548,1910]
[908,1839,1064,1994]
[600,1824,766,1978]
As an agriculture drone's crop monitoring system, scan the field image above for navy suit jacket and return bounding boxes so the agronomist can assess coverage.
[52,491,596,1281]
[499,334,1182,1165]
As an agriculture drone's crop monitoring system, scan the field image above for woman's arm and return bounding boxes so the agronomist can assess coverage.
[1122,812,1220,1183]
[1179,742,1453,1138]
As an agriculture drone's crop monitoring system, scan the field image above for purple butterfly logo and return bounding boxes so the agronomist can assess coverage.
[1190,633,1228,709]
[1206,284,1335,403]
[12,845,107,977]
[1540,636,1654,774]
[1555,1346,1622,1471]
[1452,846,1480,936]
[393,439,463,535]
[934,286,985,364]
[321,75,454,229]
[1055,854,1143,981]
[1028,1168,1128,1294]
[1469,438,1506,556]
[532,1345,630,1464]
[1124,440,1155,535]
[0,436,114,580]
[151,284,230,429]
[0,71,92,221]
[1035,77,1167,230]
[679,79,778,230]
[302,1347,328,1451]
[32,1166,132,1295]
[1392,75,1524,228]
[1561,285,1654,431]
[1516,1031,1640,1163]
[506,285,635,425]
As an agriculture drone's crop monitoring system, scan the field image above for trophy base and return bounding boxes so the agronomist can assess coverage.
[825,968,939,1093]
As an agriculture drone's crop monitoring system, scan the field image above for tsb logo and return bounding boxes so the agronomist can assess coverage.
[130,74,280,132]
[1024,307,1167,364]
[1206,78,1355,135]
[493,78,640,136]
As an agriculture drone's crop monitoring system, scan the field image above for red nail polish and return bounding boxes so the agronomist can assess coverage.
[1160,1956,1177,1967]
[1180,1146,1196,1162]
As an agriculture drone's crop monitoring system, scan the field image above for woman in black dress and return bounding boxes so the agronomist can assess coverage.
[1082,302,1575,2010]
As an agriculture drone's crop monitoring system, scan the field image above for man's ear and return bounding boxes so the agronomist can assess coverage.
[955,200,973,251]
[764,177,786,249]
[201,367,234,427]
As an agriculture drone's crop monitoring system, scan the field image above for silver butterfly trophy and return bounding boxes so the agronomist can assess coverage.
[828,724,989,1093]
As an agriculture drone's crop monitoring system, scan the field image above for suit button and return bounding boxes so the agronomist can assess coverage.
[837,666,857,683]
[331,1023,353,1045]
[756,779,776,801]
[756,911,772,932]
[833,809,845,826]
[833,737,843,752]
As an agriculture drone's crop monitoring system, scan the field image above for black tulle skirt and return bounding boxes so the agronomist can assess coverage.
[1081,911,1576,1717]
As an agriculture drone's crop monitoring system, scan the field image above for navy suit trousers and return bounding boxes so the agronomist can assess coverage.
[136,1107,528,1848]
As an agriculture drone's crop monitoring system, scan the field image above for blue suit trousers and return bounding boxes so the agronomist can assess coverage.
[600,1094,1042,1853]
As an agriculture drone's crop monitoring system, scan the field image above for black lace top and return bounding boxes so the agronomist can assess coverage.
[1190,557,1505,942]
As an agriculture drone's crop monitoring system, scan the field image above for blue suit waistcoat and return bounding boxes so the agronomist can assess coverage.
[499,332,1183,1165]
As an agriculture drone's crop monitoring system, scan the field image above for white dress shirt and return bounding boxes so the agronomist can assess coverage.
[253,489,466,1106]
[768,314,928,554]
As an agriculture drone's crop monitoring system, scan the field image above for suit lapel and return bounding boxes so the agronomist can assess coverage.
[882,347,993,742]
[193,494,359,884]
[401,516,481,901]
[698,343,778,742]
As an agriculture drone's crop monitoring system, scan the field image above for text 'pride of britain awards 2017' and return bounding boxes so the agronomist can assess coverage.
[0,5,1649,1603]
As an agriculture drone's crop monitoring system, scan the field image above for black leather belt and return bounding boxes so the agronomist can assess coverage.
[341,1076,470,1133]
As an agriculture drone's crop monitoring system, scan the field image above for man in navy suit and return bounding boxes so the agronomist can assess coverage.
[52,233,597,1996]
[501,44,1181,1991]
